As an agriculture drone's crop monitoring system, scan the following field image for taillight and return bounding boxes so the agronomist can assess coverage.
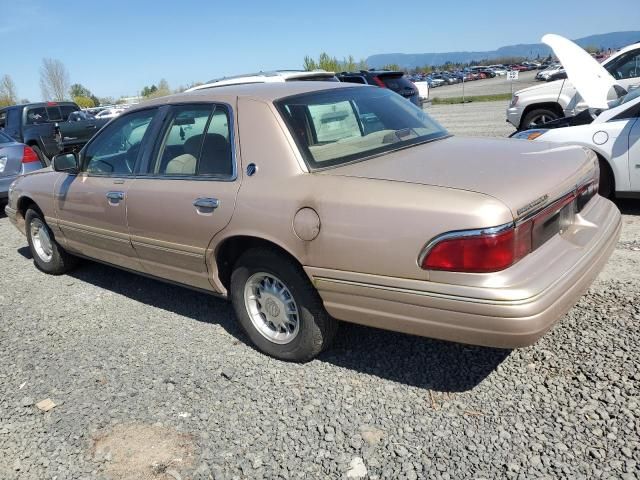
[372,76,387,88]
[22,146,40,163]
[420,223,531,273]
[420,163,600,274]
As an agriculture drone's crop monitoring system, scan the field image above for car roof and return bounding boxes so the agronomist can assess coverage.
[187,70,336,92]
[338,70,404,76]
[130,81,367,111]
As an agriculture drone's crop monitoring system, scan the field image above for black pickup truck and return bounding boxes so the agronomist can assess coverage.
[0,102,109,165]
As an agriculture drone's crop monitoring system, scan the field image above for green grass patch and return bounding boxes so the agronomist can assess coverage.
[431,93,512,104]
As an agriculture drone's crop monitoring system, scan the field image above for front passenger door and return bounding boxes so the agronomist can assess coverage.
[126,103,241,290]
[55,108,158,269]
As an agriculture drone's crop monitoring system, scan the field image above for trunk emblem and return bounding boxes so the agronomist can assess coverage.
[517,194,549,217]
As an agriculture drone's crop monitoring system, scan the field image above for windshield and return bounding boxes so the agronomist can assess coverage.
[275,87,448,169]
[610,87,640,108]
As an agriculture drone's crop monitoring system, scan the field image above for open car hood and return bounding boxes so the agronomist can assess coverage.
[542,34,621,109]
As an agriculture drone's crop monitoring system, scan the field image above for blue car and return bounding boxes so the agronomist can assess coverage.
[0,130,43,205]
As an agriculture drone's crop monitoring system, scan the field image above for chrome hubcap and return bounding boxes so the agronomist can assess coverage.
[30,218,53,262]
[244,273,300,344]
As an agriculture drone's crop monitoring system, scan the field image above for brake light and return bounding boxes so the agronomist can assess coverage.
[22,146,40,163]
[46,101,58,106]
[372,76,387,88]
[420,163,600,273]
[421,223,532,273]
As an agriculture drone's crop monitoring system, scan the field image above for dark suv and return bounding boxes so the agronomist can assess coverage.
[0,102,109,165]
[336,70,420,106]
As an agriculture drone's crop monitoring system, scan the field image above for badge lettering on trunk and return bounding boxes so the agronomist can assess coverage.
[517,194,549,217]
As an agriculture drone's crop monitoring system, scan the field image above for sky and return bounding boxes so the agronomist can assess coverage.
[2,0,639,101]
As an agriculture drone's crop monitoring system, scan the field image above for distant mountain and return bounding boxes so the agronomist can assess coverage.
[367,31,640,68]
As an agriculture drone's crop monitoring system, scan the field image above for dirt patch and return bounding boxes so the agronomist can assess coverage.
[92,423,195,480]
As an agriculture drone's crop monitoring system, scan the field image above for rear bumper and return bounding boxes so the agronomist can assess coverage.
[306,196,621,349]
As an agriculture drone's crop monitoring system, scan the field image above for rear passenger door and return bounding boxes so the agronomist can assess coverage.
[126,103,240,290]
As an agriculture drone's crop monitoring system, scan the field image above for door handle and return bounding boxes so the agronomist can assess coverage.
[106,191,125,203]
[193,197,219,211]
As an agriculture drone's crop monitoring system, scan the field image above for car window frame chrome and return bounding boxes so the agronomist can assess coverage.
[136,101,238,183]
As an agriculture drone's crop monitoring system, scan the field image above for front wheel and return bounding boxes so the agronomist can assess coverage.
[25,208,78,274]
[520,108,560,129]
[230,248,338,362]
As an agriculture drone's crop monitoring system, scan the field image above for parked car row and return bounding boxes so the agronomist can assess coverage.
[536,63,567,81]
[405,62,539,90]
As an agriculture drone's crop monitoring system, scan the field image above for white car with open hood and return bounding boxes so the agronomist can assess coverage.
[513,34,640,199]
[507,39,640,130]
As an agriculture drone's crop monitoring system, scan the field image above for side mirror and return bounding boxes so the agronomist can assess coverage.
[52,153,79,173]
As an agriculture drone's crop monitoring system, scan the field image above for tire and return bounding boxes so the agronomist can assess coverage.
[30,145,50,167]
[230,247,338,362]
[597,157,614,199]
[520,108,560,130]
[25,208,78,274]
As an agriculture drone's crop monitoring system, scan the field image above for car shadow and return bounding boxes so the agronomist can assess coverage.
[64,260,509,393]
[615,198,640,215]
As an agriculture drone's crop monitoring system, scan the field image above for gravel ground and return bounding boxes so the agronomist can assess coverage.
[428,70,539,100]
[1,98,639,479]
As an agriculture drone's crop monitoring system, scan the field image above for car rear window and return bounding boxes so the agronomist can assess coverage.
[60,105,80,120]
[379,74,415,92]
[339,76,367,85]
[26,107,47,124]
[275,87,448,169]
[46,107,62,121]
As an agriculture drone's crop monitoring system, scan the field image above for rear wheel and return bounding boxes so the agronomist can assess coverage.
[230,248,338,362]
[520,108,560,129]
[30,145,50,167]
[25,208,78,274]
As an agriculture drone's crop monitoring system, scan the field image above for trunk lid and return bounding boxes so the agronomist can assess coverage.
[319,136,595,220]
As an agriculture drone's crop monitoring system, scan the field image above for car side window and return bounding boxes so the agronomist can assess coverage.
[83,109,156,175]
[607,50,640,80]
[152,104,233,177]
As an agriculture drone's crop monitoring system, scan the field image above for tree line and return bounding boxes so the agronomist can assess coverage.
[0,58,197,108]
